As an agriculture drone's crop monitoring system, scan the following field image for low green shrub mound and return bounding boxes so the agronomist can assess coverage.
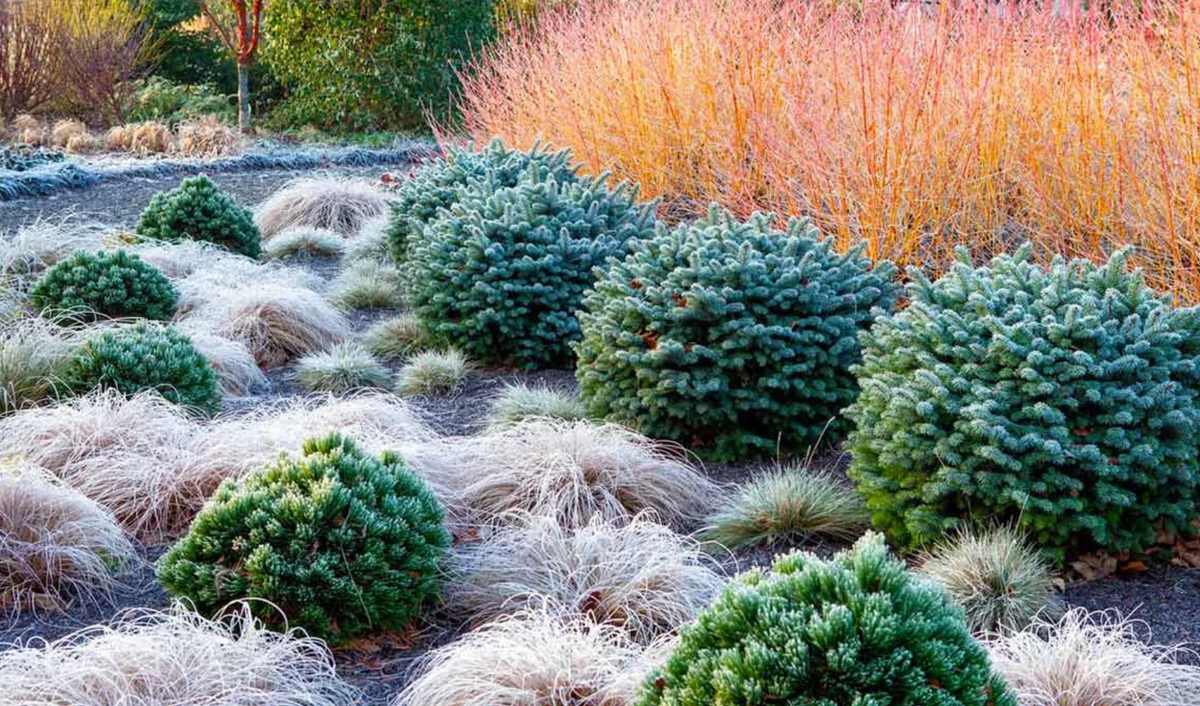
[135,175,261,258]
[577,205,898,460]
[639,533,1015,706]
[64,321,220,415]
[386,139,577,265]
[31,249,178,323]
[847,246,1200,561]
[157,432,450,643]
[406,169,656,369]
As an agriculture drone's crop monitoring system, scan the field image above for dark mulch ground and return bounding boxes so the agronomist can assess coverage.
[0,166,391,230]
[3,165,1200,702]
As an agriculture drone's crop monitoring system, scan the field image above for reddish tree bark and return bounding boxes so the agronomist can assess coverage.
[197,0,263,133]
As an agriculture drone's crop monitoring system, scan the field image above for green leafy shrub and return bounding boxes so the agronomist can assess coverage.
[847,246,1200,560]
[30,249,178,323]
[407,170,656,369]
[386,139,576,264]
[128,77,235,126]
[639,532,1016,706]
[577,205,898,460]
[263,0,494,130]
[135,175,262,258]
[157,432,450,643]
[63,321,220,415]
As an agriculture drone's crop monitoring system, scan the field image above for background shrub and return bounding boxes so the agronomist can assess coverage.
[407,170,656,369]
[640,533,1015,706]
[31,249,178,323]
[136,175,262,258]
[157,432,450,643]
[263,0,494,131]
[386,139,577,265]
[578,205,897,460]
[64,321,220,415]
[847,247,1200,560]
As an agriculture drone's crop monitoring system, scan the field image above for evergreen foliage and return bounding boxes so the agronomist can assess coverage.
[577,205,898,460]
[135,175,262,258]
[31,249,178,323]
[385,139,577,265]
[847,246,1200,560]
[406,168,656,369]
[638,533,1015,706]
[63,322,220,415]
[156,432,450,643]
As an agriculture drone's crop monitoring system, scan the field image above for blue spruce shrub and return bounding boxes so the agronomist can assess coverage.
[64,321,220,415]
[847,246,1200,560]
[639,532,1015,706]
[135,175,262,258]
[385,139,577,264]
[576,205,899,460]
[406,169,657,369]
[156,432,450,643]
[31,249,178,323]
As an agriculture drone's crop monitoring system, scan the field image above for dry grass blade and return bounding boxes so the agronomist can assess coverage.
[0,316,76,416]
[0,215,110,278]
[394,608,671,706]
[183,284,350,368]
[703,466,869,550]
[264,227,346,260]
[986,608,1200,706]
[176,115,242,157]
[0,390,438,541]
[254,177,391,238]
[431,419,719,529]
[0,459,134,614]
[187,331,268,397]
[0,602,362,705]
[448,512,725,641]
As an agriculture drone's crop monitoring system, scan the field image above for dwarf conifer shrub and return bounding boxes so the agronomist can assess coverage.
[64,322,220,416]
[407,171,656,369]
[31,250,178,323]
[135,175,262,258]
[639,533,1015,706]
[577,205,898,460]
[385,139,577,264]
[847,246,1200,560]
[156,432,449,643]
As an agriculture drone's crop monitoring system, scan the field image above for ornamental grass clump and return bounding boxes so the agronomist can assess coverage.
[640,532,1016,706]
[918,526,1057,635]
[578,205,897,460]
[64,322,220,416]
[385,138,577,264]
[295,343,391,393]
[31,249,178,323]
[135,175,262,258]
[408,169,656,369]
[157,432,450,643]
[847,246,1200,561]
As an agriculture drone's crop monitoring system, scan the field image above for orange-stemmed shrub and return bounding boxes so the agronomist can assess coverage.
[455,0,1200,302]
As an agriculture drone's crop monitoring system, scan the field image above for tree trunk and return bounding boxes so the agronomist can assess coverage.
[237,62,251,133]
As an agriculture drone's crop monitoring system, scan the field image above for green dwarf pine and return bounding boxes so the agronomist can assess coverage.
[385,138,578,264]
[31,249,178,323]
[639,532,1016,706]
[64,321,220,416]
[576,205,899,460]
[135,175,262,258]
[405,167,657,370]
[847,245,1200,561]
[156,432,450,643]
